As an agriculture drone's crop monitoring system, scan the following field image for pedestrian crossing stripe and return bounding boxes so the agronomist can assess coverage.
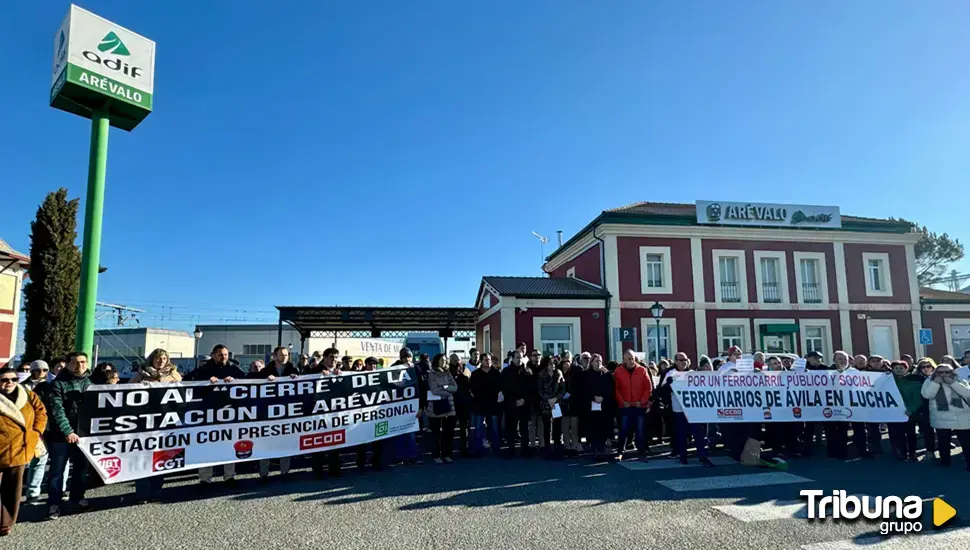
[656,472,812,492]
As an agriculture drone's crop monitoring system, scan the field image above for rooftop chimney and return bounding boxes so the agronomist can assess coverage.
[556,230,563,247]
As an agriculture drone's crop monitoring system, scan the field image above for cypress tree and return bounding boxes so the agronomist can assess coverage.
[23,188,81,362]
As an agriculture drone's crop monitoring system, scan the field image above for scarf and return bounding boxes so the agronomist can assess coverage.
[934,383,966,412]
[140,364,175,380]
[0,386,18,404]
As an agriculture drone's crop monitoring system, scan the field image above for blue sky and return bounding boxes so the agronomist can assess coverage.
[3,1,970,330]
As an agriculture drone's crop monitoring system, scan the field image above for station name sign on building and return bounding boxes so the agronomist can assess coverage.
[696,201,841,229]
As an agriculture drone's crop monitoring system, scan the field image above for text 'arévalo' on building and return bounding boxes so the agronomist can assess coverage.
[475,200,970,363]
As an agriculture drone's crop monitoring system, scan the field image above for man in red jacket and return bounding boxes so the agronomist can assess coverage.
[614,349,653,461]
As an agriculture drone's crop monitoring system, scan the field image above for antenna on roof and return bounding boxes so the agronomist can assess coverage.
[531,232,549,276]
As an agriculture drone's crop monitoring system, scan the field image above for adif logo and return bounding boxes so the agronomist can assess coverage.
[97,31,129,56]
[82,31,142,79]
[801,490,956,535]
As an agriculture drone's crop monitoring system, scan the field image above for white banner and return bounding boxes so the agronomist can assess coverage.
[671,370,907,424]
[77,367,420,483]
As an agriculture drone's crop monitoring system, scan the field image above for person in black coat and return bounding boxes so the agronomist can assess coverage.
[187,345,246,382]
[501,351,535,458]
[561,358,587,456]
[449,354,472,457]
[468,354,503,457]
[583,354,616,461]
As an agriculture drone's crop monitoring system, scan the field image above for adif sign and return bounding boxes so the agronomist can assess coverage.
[696,201,841,229]
[50,4,156,131]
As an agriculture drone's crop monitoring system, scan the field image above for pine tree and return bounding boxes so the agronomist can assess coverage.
[23,188,81,362]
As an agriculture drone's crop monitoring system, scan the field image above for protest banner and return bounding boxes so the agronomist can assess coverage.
[671,370,907,424]
[77,366,419,483]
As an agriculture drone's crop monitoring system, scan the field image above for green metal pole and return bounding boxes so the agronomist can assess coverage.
[75,109,110,355]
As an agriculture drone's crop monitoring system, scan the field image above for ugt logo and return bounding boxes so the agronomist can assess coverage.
[375,421,389,438]
[707,203,722,222]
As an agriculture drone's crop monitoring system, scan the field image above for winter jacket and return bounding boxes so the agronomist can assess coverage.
[583,368,616,413]
[130,366,182,384]
[614,364,653,408]
[893,375,924,416]
[426,368,457,418]
[0,386,47,468]
[654,368,688,413]
[468,367,503,416]
[537,367,566,415]
[48,368,92,442]
[562,365,586,416]
[247,361,300,378]
[449,363,471,417]
[921,377,970,430]
[501,363,536,412]
[186,359,246,382]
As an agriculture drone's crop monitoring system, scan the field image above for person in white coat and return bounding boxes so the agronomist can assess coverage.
[920,364,970,470]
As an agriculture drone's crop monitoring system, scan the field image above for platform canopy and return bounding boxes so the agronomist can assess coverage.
[276,306,479,341]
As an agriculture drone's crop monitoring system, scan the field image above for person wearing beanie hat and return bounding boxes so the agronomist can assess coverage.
[22,361,49,392]
[22,361,53,506]
[920,363,970,469]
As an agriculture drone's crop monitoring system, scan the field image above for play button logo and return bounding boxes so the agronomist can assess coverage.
[933,498,956,527]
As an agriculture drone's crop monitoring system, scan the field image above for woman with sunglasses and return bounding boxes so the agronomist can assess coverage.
[914,358,939,460]
[0,366,48,536]
[130,349,182,503]
[920,363,970,469]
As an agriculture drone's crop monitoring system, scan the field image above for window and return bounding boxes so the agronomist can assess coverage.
[482,325,491,354]
[566,267,576,279]
[866,319,898,359]
[539,324,572,357]
[945,321,970,358]
[805,327,824,354]
[638,246,672,294]
[640,318,678,364]
[243,344,272,355]
[799,320,832,359]
[0,273,16,311]
[482,293,491,309]
[798,258,821,303]
[721,325,744,351]
[533,317,582,358]
[713,250,747,303]
[862,252,892,297]
[754,251,788,304]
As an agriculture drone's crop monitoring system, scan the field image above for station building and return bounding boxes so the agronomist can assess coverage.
[0,238,29,367]
[476,201,970,363]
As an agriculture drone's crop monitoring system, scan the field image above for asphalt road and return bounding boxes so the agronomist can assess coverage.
[8,442,970,550]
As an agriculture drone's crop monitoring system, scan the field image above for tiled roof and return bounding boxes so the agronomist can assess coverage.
[919,287,970,303]
[482,276,610,298]
[606,201,901,225]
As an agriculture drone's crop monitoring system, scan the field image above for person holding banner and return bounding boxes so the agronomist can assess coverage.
[129,348,182,503]
[762,356,799,457]
[889,360,923,463]
[427,354,458,464]
[614,350,652,461]
[391,348,424,466]
[920,364,970,470]
[0,366,47,536]
[46,352,93,520]
[188,345,246,487]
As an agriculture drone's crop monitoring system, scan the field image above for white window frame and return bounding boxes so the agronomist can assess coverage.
[639,317,678,363]
[566,267,576,279]
[482,325,491,354]
[716,318,751,354]
[712,250,748,304]
[753,251,789,304]
[638,246,673,294]
[793,251,829,305]
[799,319,833,360]
[532,317,582,357]
[942,318,970,358]
[866,318,899,359]
[862,252,893,297]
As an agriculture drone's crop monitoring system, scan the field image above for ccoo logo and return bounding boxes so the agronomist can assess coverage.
[99,456,122,479]
[152,448,186,472]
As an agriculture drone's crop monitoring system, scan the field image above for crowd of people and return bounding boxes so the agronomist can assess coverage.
[0,342,968,537]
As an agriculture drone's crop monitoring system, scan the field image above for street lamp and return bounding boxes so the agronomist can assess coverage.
[649,301,665,363]
[193,328,203,369]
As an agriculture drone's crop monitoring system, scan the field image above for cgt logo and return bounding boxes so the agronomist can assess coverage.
[152,448,186,472]
[98,456,122,479]
[716,408,743,420]
[300,430,346,451]
[822,407,854,420]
